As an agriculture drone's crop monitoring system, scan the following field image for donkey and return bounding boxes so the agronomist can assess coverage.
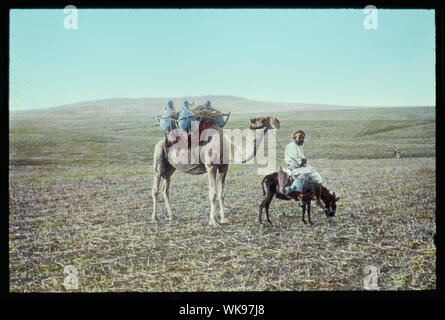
[259,172,340,224]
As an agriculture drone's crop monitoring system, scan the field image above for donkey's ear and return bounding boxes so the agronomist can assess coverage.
[335,197,340,202]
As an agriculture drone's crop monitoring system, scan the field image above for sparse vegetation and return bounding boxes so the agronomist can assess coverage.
[9,106,435,291]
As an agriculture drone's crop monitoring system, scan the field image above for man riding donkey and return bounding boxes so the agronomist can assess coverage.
[281,129,324,208]
[258,130,340,224]
[259,128,339,224]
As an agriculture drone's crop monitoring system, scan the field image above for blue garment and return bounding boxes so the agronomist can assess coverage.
[178,105,197,132]
[285,173,317,193]
[159,105,176,132]
[215,114,226,127]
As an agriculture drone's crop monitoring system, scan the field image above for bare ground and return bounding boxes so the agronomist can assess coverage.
[9,157,436,292]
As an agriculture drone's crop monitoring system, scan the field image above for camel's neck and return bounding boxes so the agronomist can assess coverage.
[163,124,269,167]
[241,127,268,164]
[222,126,268,165]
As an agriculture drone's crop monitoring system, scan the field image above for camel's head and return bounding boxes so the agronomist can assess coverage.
[249,116,280,130]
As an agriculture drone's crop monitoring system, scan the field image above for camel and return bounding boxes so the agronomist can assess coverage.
[151,116,280,226]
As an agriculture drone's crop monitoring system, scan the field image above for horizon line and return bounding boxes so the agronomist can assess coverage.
[9,94,436,113]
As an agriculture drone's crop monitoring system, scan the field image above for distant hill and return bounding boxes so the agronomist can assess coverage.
[10,95,424,118]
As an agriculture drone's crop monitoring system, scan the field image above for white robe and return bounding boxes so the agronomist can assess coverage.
[283,141,323,184]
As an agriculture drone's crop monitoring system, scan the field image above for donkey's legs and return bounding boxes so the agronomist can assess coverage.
[265,200,273,224]
[259,197,266,224]
[206,165,218,227]
[301,202,307,224]
[307,201,313,225]
[259,192,274,224]
[218,164,229,224]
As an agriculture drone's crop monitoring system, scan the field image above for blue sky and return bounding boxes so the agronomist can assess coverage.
[10,8,435,110]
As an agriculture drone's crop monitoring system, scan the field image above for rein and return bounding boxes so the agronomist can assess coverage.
[249,122,268,130]
[241,123,270,164]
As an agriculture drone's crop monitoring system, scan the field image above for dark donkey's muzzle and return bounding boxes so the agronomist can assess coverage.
[324,205,336,219]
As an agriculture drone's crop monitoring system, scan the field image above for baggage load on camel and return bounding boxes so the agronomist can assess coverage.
[159,107,179,132]
[178,104,196,132]
[191,105,227,128]
[157,101,230,134]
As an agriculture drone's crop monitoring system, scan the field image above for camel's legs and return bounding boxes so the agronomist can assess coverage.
[152,139,176,222]
[162,175,174,220]
[207,165,218,226]
[218,164,229,224]
[152,173,161,221]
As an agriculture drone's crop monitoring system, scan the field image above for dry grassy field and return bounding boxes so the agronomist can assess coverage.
[9,106,436,292]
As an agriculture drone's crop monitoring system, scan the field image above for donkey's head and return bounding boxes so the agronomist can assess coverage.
[323,191,340,219]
